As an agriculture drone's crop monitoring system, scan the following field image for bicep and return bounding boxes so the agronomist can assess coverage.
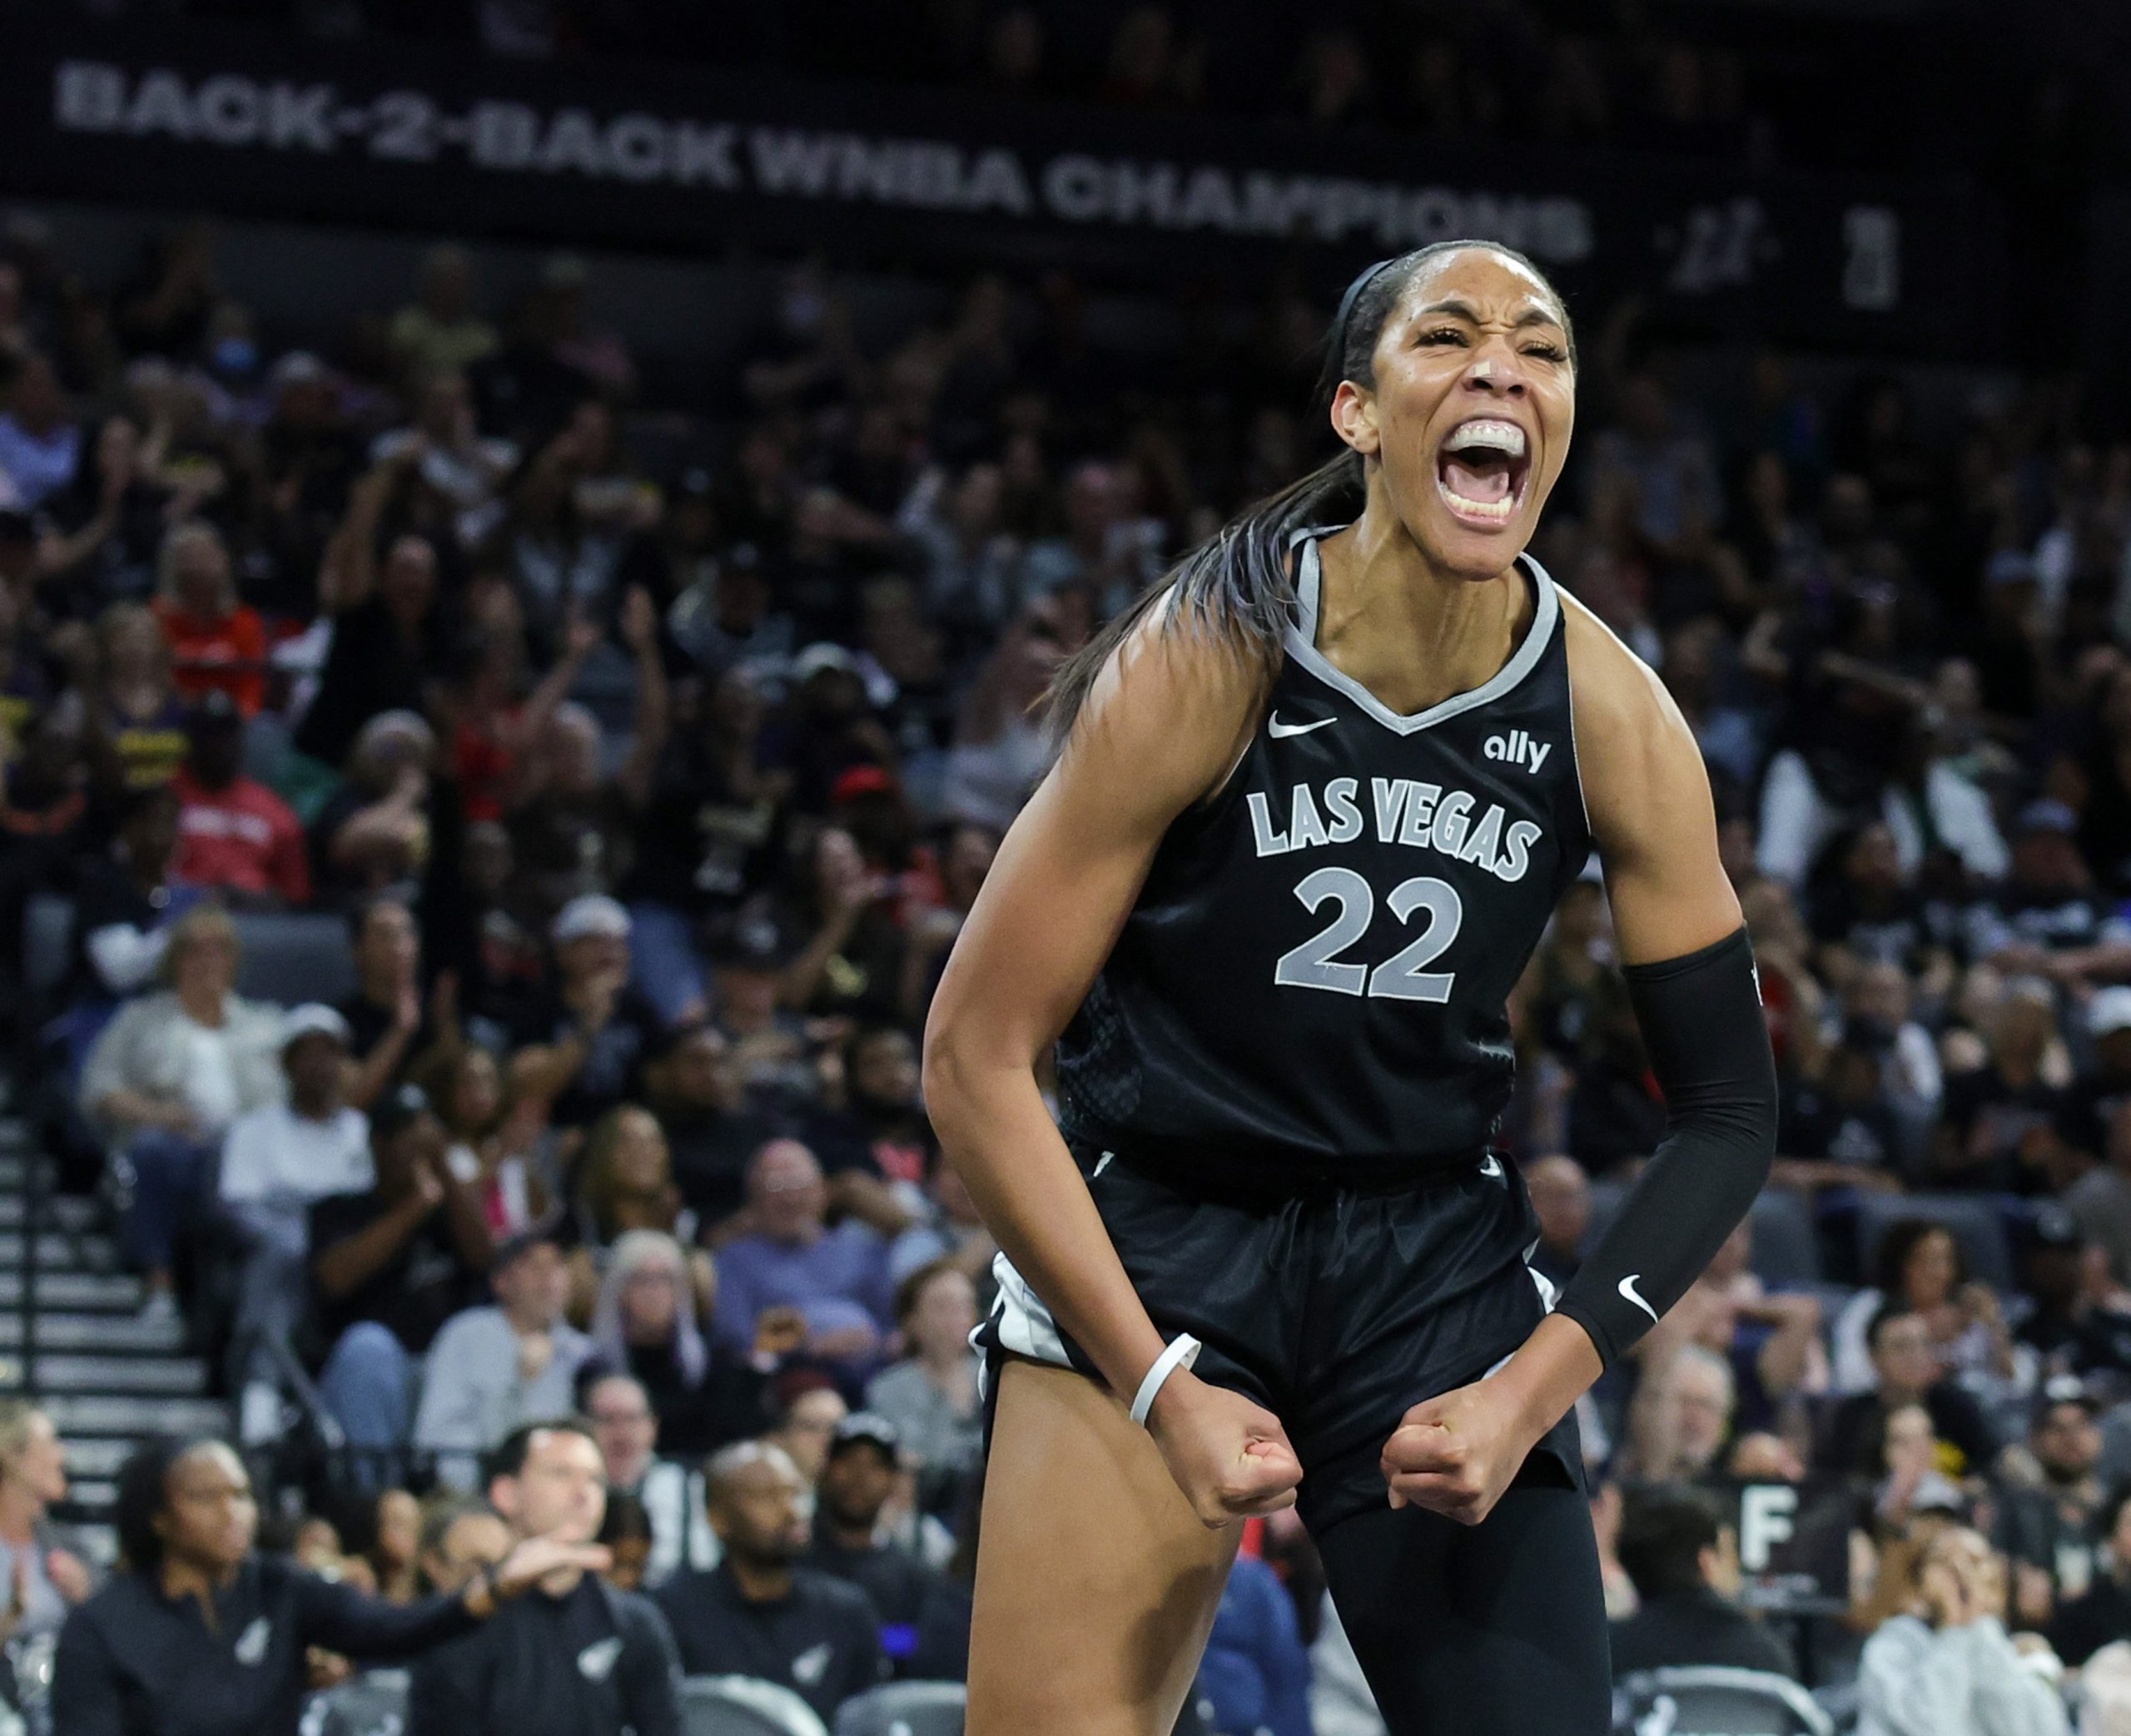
[1575,632,1741,966]
[927,618,1253,1066]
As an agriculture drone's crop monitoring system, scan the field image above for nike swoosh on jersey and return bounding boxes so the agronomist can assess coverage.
[1267,712,1336,738]
[1617,1273,1659,1322]
[1478,1154,1504,1182]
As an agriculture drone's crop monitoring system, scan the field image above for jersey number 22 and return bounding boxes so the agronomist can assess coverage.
[1272,866,1463,1001]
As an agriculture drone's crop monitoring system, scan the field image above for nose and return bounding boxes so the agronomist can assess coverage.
[1463,354,1527,398]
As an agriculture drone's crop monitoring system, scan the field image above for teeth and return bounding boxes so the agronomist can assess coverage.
[1443,419,1527,459]
[1437,472,1518,521]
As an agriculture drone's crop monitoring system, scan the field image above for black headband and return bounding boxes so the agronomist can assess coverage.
[1333,256,1397,363]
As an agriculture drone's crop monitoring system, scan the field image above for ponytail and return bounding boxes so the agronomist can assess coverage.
[1041,237,1574,752]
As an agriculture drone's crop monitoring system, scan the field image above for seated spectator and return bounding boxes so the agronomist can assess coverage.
[0,351,78,509]
[1622,1345,1738,1485]
[408,1420,682,1736]
[419,1042,552,1237]
[170,696,310,909]
[1610,1484,1796,1678]
[1522,1153,1591,1290]
[807,1023,936,1198]
[864,1261,981,1517]
[509,895,666,1130]
[585,1228,771,1459]
[79,905,283,1321]
[310,712,435,906]
[804,1413,942,1641]
[1817,1304,1999,1479]
[1197,1549,1314,1736]
[417,1498,512,1596]
[1642,1220,1826,1441]
[0,1401,96,1655]
[1833,1219,2027,1401]
[389,248,500,379]
[152,522,267,717]
[582,1371,716,1585]
[69,602,189,793]
[338,896,436,1112]
[763,1376,849,1486]
[651,1441,886,1724]
[1970,799,2131,994]
[1932,978,2071,1195]
[1997,1377,2108,1625]
[643,1024,778,1230]
[2048,1483,2131,1667]
[1858,1525,2068,1735]
[598,1490,656,1593]
[309,1084,492,1473]
[57,782,201,1061]
[218,1004,372,1440]
[365,1488,424,1605]
[569,1104,700,1269]
[2069,1099,2131,1287]
[414,1230,592,1489]
[713,1139,894,1375]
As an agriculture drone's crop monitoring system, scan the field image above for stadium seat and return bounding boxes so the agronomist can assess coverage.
[1852,1191,2015,1292]
[1748,1188,1822,1288]
[305,1669,410,1736]
[231,912,358,1008]
[1617,1665,1833,1735]
[678,1675,831,1736]
[833,1680,966,1735]
[22,892,74,1002]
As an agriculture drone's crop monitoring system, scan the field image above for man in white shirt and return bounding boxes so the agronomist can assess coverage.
[584,1371,717,1586]
[414,1231,592,1489]
[220,1004,373,1443]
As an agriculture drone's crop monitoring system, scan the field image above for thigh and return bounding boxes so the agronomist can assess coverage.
[1315,1473,1612,1736]
[970,1358,1239,1736]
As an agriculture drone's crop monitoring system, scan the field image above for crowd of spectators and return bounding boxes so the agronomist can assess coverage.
[6,72,2131,1714]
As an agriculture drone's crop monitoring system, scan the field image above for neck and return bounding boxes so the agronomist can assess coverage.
[504,1305,551,1338]
[291,1090,337,1122]
[159,1554,236,1608]
[0,1481,39,1544]
[1319,511,1527,716]
[728,1555,793,1601]
[827,1515,877,1551]
[177,985,224,1024]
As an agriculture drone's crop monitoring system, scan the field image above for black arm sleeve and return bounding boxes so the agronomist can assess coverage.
[1552,925,1776,1368]
[618,1597,686,1736]
[49,1608,128,1736]
[298,1571,481,1660]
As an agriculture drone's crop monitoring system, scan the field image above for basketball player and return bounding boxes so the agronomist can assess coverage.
[921,241,1777,1734]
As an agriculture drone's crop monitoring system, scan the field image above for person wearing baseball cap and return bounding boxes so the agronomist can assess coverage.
[804,1412,941,1640]
[220,1004,371,1444]
[511,895,666,1128]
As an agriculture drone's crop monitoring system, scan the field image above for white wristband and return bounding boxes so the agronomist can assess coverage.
[1130,1333,1202,1427]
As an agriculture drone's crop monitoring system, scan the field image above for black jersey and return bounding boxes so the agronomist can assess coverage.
[1056,527,1592,1188]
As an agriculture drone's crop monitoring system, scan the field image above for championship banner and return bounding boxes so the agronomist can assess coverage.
[0,19,1991,350]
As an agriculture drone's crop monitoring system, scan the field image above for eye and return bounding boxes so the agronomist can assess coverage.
[1523,344,1569,363]
[1418,327,1468,346]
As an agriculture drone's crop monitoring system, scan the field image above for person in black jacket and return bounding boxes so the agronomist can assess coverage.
[1610,1484,1797,1679]
[653,1441,886,1723]
[409,1419,683,1736]
[51,1436,604,1736]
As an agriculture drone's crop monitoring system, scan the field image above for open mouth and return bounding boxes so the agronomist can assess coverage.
[1434,417,1532,530]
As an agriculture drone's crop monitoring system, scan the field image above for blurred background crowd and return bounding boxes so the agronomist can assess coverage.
[10,2,2131,1734]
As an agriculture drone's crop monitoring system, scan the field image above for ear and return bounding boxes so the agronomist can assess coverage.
[487,1476,518,1524]
[1329,380,1381,459]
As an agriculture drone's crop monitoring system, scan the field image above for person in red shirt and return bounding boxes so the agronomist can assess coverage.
[152,521,270,717]
[171,695,310,908]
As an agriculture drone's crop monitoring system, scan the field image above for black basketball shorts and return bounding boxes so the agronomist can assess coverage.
[976,1136,1585,1535]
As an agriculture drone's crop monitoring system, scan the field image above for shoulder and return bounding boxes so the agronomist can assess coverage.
[793,1567,880,1621]
[866,1360,924,1401]
[1557,588,1692,765]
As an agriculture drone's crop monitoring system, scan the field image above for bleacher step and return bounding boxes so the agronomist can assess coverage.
[0,1197,105,1233]
[0,1312,186,1354]
[2,1354,208,1396]
[0,1232,118,1272]
[39,1394,228,1436]
[0,1272,144,1311]
[57,1438,131,1479]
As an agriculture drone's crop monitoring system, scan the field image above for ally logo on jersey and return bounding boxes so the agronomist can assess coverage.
[1245,774,1544,884]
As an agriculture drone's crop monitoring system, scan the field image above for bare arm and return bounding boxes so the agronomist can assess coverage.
[924,606,1299,1523]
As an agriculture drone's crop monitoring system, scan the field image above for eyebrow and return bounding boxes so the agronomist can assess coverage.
[1413,299,1565,335]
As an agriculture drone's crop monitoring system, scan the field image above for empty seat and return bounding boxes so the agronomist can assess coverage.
[1748,1188,1821,1288]
[834,1680,966,1736]
[307,1669,410,1736]
[1617,1665,1832,1735]
[231,912,357,1008]
[678,1675,830,1736]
